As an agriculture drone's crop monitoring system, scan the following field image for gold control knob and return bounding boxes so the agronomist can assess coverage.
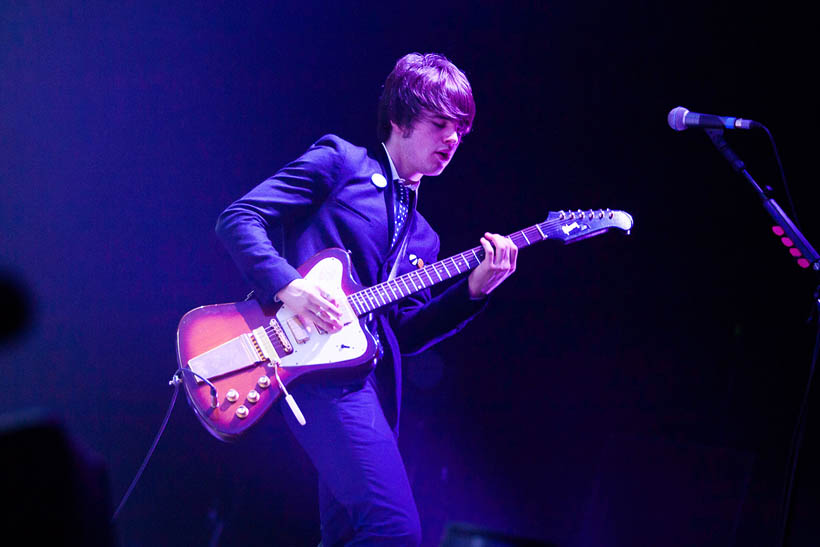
[236,405,249,419]
[258,376,271,389]
[226,389,239,403]
[247,390,260,403]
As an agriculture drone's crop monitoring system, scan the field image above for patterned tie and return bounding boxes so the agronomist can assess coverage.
[391,181,410,248]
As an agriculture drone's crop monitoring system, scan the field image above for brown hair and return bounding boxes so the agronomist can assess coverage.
[377,53,475,142]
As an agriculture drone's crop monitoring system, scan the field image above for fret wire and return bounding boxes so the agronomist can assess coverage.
[376,285,388,304]
[407,272,419,291]
[393,279,405,298]
[384,283,397,301]
[338,215,624,315]
[389,280,401,299]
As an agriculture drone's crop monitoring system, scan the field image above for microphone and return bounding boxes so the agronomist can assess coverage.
[667,106,760,131]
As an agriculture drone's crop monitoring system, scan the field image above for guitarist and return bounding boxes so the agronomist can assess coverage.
[215,52,517,545]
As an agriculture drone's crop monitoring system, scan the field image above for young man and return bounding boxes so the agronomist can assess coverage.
[216,53,517,545]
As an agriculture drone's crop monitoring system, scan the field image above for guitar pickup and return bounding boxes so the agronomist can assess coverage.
[286,316,310,344]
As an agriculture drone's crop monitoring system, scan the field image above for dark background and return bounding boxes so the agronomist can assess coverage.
[2,2,818,545]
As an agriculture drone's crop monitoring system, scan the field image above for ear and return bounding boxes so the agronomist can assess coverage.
[390,120,413,139]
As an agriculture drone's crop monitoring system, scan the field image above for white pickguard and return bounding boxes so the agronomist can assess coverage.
[276,256,369,367]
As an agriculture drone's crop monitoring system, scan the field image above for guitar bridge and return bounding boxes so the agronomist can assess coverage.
[252,327,279,364]
[269,318,293,353]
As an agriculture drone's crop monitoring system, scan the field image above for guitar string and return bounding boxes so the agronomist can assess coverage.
[346,215,600,314]
[347,228,534,315]
[222,215,619,380]
[195,214,623,401]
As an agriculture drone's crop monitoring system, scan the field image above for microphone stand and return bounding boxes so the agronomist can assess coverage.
[704,129,820,547]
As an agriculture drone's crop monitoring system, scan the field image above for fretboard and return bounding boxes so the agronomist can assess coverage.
[346,222,548,316]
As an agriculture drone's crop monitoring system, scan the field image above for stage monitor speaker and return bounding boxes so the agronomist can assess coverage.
[0,408,115,546]
[440,522,557,546]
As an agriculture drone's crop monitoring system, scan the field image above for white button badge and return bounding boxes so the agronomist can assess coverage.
[370,173,387,188]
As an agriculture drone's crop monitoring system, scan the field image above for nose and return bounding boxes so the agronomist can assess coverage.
[444,128,459,145]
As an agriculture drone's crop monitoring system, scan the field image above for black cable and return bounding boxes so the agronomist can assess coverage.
[761,124,801,230]
[776,293,820,547]
[111,372,183,522]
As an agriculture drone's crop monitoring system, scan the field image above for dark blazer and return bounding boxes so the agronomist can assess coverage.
[215,134,485,427]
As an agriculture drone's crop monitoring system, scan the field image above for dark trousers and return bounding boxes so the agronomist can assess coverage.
[282,373,421,546]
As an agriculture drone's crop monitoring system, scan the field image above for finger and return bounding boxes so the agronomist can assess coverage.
[509,242,519,271]
[318,288,338,307]
[480,236,494,262]
[497,237,510,267]
[502,236,515,267]
[320,291,343,316]
[486,233,509,266]
[318,299,342,319]
[311,308,340,332]
[311,290,342,318]
[296,313,314,334]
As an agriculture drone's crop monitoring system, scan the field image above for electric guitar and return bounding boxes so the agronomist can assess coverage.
[176,209,633,441]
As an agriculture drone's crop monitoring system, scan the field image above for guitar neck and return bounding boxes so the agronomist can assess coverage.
[346,222,547,317]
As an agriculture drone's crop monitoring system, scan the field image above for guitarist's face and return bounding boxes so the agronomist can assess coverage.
[389,112,462,182]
